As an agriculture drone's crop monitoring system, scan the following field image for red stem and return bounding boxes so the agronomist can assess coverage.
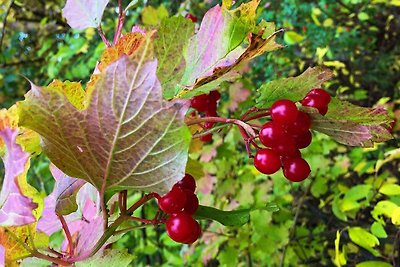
[127,216,166,225]
[243,111,270,122]
[113,0,126,45]
[57,215,74,257]
[97,25,111,47]
[240,107,270,121]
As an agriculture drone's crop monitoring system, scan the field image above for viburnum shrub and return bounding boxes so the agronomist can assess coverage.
[0,0,393,266]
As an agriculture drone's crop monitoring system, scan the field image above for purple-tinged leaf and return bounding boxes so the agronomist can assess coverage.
[0,128,37,226]
[0,245,4,267]
[177,2,283,98]
[62,0,110,30]
[178,1,258,93]
[72,216,104,261]
[303,101,393,147]
[18,55,191,194]
[37,168,100,237]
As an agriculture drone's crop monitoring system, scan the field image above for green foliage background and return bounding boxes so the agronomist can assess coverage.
[0,0,399,266]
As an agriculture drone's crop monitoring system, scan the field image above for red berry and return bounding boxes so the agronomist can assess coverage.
[253,149,281,174]
[158,186,187,214]
[259,122,286,147]
[182,190,199,214]
[166,213,201,243]
[176,174,196,192]
[204,121,214,129]
[270,99,299,124]
[280,149,302,162]
[282,158,311,182]
[185,13,197,23]
[307,88,331,105]
[209,90,221,101]
[271,135,298,157]
[293,130,312,149]
[191,94,208,112]
[285,111,311,135]
[200,133,213,143]
[301,95,328,115]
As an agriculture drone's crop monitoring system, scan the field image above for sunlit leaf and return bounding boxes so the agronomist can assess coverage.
[256,66,333,107]
[76,249,134,267]
[141,5,169,26]
[18,53,191,194]
[62,0,110,30]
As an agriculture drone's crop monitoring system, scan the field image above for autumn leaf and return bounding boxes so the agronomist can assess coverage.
[62,0,110,30]
[18,53,191,194]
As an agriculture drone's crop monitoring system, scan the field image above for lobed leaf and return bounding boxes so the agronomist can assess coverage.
[155,16,195,99]
[308,100,393,147]
[0,118,37,226]
[18,54,191,194]
[62,0,110,30]
[256,66,333,107]
[177,0,278,98]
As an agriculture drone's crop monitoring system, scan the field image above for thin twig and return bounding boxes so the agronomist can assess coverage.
[113,0,126,45]
[58,215,74,256]
[97,25,111,47]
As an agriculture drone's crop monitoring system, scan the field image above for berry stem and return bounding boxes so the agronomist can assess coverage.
[240,107,270,121]
[113,0,126,45]
[127,216,167,225]
[185,116,256,138]
[57,214,74,256]
[243,111,270,122]
[97,25,111,47]
[87,192,160,258]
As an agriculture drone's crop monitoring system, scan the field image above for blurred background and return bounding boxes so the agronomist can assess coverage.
[0,0,399,266]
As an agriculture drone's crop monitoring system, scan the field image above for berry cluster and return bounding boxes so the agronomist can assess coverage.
[158,174,201,244]
[254,88,331,182]
[191,90,221,142]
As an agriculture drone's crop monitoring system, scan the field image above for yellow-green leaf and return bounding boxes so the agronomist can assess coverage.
[283,31,305,45]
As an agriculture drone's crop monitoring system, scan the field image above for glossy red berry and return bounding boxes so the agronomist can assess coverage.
[176,174,196,192]
[182,190,199,214]
[280,149,302,162]
[285,111,311,135]
[166,213,201,243]
[282,158,311,182]
[271,135,298,157]
[307,88,331,105]
[158,186,187,214]
[253,149,281,174]
[270,99,299,124]
[191,94,208,112]
[200,133,213,143]
[209,90,221,101]
[185,13,198,23]
[301,95,328,115]
[259,122,286,147]
[293,130,312,149]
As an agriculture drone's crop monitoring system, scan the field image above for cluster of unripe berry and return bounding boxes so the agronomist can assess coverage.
[191,90,221,142]
[254,88,331,182]
[157,174,201,244]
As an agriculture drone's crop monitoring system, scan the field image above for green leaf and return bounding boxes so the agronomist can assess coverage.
[194,203,278,227]
[256,66,333,108]
[76,249,134,267]
[340,184,372,212]
[370,222,387,238]
[348,227,379,249]
[379,183,400,196]
[177,1,272,98]
[371,200,398,224]
[155,16,195,99]
[358,12,370,21]
[309,99,393,147]
[356,261,393,267]
[217,246,239,267]
[18,54,191,194]
[334,230,347,267]
[283,31,305,44]
[141,5,169,26]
